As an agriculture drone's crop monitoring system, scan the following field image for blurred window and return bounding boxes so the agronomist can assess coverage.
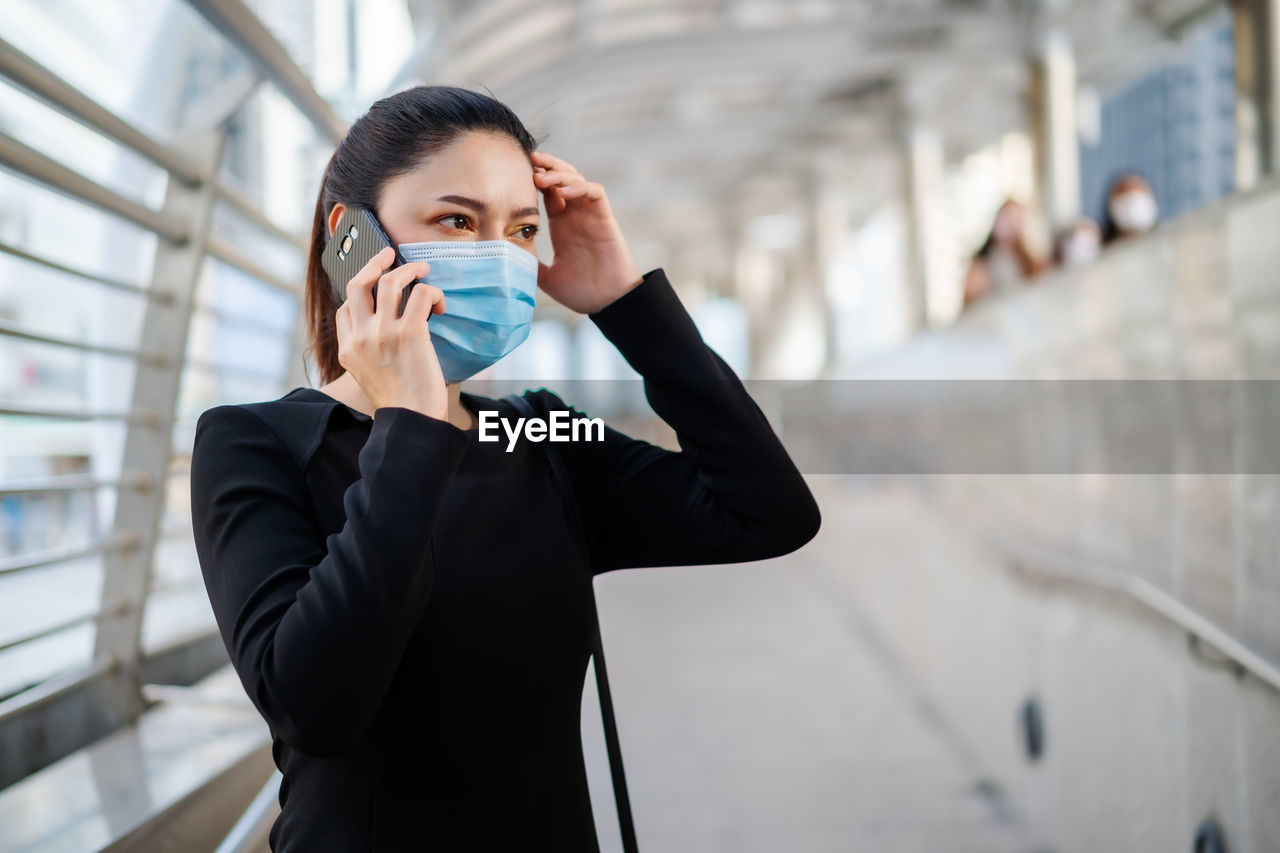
[1078,12,1236,226]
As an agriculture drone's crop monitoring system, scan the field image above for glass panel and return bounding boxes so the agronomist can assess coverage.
[0,554,104,700]
[220,82,333,240]
[4,0,250,141]
[0,80,169,209]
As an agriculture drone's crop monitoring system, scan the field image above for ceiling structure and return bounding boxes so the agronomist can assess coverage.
[394,0,1223,263]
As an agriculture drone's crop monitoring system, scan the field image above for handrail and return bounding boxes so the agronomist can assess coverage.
[194,300,293,338]
[149,574,205,595]
[215,181,309,251]
[0,470,150,498]
[0,654,116,724]
[0,318,170,365]
[0,131,190,242]
[0,238,163,301]
[185,0,347,142]
[988,535,1280,696]
[184,355,284,382]
[215,771,283,853]
[0,34,206,184]
[207,234,301,295]
[0,529,140,577]
[0,402,160,426]
[0,36,310,254]
[0,596,129,655]
[927,490,1280,697]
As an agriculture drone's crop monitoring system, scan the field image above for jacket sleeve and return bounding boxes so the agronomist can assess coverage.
[534,267,821,573]
[189,404,470,756]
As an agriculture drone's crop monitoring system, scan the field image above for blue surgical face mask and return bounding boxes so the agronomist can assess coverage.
[397,240,538,383]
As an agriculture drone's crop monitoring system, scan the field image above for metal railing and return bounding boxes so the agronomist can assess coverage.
[0,0,343,787]
[215,771,283,853]
[911,482,1280,699]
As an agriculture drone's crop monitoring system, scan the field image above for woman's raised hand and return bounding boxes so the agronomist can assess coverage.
[335,247,449,420]
[531,150,644,314]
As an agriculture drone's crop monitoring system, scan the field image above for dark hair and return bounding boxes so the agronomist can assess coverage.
[304,85,539,385]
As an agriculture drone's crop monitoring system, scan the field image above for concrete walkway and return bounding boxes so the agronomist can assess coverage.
[580,480,1047,853]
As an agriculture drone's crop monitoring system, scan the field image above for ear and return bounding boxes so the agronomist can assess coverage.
[327,202,347,239]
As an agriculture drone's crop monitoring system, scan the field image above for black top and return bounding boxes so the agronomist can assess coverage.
[189,268,821,852]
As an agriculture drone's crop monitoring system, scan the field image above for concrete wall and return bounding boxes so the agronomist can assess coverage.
[807,177,1280,852]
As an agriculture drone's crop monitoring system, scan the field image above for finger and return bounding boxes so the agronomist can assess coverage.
[334,304,354,366]
[335,302,351,344]
[533,169,579,189]
[346,246,397,322]
[530,150,581,176]
[372,262,431,321]
[399,281,435,327]
[556,181,605,202]
[399,281,444,327]
[542,186,566,216]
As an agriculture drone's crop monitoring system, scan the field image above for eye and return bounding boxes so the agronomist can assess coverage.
[516,224,539,240]
[439,214,472,230]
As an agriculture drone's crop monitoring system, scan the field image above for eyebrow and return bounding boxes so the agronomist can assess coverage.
[435,194,539,218]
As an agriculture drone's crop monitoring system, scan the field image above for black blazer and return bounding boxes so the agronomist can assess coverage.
[190,267,820,852]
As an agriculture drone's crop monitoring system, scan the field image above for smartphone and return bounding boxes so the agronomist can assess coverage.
[321,206,414,315]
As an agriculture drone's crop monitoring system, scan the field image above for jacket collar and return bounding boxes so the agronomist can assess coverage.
[231,387,363,473]
[282,386,371,422]
[248,386,501,471]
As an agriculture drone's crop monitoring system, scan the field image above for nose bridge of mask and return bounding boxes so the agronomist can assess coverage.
[398,241,537,318]
[399,239,538,273]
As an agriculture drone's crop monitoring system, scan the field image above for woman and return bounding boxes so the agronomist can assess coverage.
[1101,171,1159,244]
[1052,216,1102,269]
[961,198,1046,308]
[189,85,820,851]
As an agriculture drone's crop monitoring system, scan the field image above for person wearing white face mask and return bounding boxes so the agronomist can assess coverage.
[1103,172,1160,244]
[1053,217,1102,269]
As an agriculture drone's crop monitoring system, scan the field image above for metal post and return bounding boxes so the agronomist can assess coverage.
[88,66,259,722]
[899,91,942,331]
[798,155,841,375]
[185,0,345,142]
[89,127,225,726]
[1028,28,1082,232]
[1233,0,1280,187]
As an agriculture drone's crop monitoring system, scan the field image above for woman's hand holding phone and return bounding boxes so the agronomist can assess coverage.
[335,247,448,421]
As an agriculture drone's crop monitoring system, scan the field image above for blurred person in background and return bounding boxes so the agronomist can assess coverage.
[1053,217,1102,269]
[962,198,1047,308]
[1102,172,1160,244]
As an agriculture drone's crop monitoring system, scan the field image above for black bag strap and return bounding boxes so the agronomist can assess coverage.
[503,392,639,853]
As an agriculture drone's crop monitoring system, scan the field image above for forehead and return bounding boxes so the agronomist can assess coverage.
[379,132,536,210]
